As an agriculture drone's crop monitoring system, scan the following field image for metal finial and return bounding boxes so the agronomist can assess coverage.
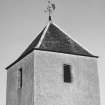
[45,0,56,21]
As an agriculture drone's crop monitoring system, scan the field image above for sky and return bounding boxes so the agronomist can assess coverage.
[0,0,105,105]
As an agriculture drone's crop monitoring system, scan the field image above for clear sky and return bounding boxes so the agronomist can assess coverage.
[0,0,105,105]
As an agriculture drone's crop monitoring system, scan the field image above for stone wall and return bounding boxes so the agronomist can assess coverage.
[6,52,34,105]
[6,49,100,105]
[34,50,100,105]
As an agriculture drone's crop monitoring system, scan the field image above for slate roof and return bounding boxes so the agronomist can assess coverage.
[6,22,98,69]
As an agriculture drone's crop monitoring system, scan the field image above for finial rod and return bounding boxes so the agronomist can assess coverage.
[49,15,52,21]
[45,0,56,21]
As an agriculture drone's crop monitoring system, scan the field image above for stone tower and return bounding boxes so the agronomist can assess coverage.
[6,21,100,105]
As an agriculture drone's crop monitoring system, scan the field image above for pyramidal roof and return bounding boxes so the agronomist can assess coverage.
[6,21,98,69]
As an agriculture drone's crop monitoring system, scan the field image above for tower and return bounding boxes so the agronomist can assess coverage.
[6,7,100,105]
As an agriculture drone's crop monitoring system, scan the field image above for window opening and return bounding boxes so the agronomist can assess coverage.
[64,64,72,83]
[18,68,22,88]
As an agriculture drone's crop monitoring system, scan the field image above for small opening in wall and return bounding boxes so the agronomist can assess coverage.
[18,68,22,88]
[63,64,72,83]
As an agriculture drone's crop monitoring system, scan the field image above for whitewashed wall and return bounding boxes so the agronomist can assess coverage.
[34,50,100,105]
[6,52,34,105]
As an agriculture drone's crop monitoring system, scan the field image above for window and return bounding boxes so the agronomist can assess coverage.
[63,64,72,83]
[18,68,22,88]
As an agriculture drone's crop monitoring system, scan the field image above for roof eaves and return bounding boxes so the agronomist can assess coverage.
[5,26,46,70]
[6,47,99,70]
[5,49,34,70]
[34,48,99,58]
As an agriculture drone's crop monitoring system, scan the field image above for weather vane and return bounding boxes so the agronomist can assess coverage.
[45,0,56,21]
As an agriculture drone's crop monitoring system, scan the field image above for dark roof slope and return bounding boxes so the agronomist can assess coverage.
[6,27,46,69]
[6,22,98,69]
[38,23,96,57]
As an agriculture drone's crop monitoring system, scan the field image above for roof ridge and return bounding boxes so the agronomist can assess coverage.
[36,21,52,48]
[52,23,95,56]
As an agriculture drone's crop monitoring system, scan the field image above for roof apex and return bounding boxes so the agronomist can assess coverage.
[6,22,98,70]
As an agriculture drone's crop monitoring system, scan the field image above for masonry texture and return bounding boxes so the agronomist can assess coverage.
[34,50,100,105]
[6,52,34,105]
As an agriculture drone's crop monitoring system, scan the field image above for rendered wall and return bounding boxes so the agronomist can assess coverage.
[34,50,100,105]
[6,52,34,105]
